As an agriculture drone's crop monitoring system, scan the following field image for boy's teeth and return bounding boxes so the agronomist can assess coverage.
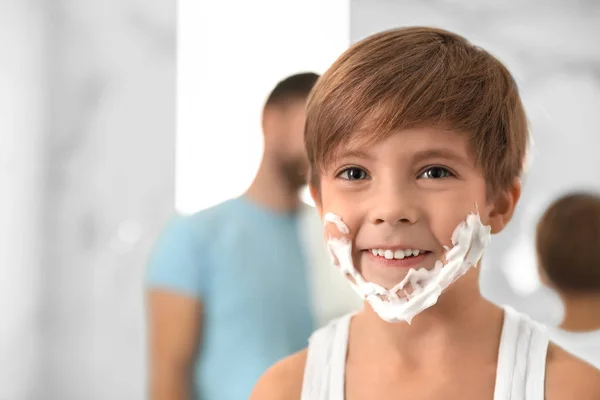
[371,249,423,259]
[394,249,405,259]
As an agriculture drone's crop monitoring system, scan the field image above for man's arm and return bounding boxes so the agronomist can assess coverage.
[148,290,202,400]
[145,215,209,400]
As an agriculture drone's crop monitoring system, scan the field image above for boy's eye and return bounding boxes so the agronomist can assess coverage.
[338,167,368,181]
[418,166,453,179]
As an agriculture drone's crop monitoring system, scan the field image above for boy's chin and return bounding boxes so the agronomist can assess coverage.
[359,266,416,291]
[358,257,441,289]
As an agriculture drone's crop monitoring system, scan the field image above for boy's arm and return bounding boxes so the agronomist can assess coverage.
[148,290,202,400]
[546,343,600,399]
[145,216,210,400]
[250,349,307,400]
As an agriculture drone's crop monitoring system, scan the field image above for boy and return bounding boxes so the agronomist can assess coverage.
[251,27,600,399]
[536,192,600,368]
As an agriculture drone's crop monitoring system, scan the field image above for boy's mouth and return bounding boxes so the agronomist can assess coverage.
[367,248,430,260]
[363,249,433,268]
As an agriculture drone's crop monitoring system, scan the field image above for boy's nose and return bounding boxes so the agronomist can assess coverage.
[368,186,420,226]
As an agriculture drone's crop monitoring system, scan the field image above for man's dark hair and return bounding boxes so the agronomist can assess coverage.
[265,72,320,107]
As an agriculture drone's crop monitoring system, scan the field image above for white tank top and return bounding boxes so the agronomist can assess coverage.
[301,306,549,400]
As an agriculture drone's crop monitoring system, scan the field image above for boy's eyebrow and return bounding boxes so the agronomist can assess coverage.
[412,148,469,165]
[332,147,470,165]
[333,149,375,161]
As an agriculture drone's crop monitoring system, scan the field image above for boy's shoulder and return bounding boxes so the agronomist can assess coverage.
[250,349,307,400]
[545,342,600,399]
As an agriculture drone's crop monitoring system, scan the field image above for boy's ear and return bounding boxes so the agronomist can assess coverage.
[309,184,323,217]
[488,178,521,234]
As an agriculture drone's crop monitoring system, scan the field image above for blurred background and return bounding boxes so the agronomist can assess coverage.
[1,0,599,399]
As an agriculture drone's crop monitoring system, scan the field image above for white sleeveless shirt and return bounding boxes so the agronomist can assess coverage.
[301,306,549,400]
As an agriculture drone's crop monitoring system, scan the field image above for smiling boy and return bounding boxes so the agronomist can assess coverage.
[250,27,600,399]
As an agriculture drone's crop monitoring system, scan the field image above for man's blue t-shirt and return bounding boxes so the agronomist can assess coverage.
[147,196,315,399]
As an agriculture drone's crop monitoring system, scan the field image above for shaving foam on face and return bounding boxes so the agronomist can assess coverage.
[324,211,492,324]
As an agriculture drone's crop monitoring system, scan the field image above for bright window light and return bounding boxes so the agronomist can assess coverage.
[176,1,350,214]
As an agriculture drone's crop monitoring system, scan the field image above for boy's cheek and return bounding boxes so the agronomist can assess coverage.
[323,217,347,241]
[429,204,484,246]
[431,219,459,248]
[320,203,363,242]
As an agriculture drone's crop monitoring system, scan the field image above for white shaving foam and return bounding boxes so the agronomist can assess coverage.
[324,210,491,324]
[324,213,350,235]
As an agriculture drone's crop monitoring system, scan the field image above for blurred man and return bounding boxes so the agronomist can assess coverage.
[146,72,360,400]
[536,191,600,368]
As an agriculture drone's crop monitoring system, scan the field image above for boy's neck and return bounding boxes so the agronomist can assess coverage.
[559,294,600,332]
[351,270,504,368]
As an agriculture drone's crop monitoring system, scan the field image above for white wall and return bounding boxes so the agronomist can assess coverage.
[40,0,175,399]
[0,2,45,399]
[176,0,350,214]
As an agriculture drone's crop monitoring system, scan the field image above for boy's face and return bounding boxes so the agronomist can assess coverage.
[312,127,519,290]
